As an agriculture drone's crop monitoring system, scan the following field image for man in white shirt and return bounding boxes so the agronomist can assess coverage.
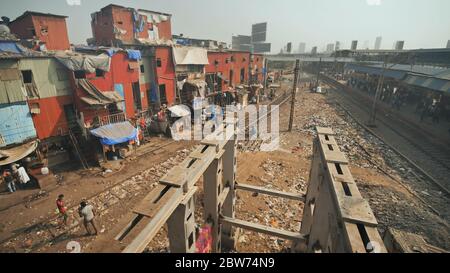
[78,201,98,236]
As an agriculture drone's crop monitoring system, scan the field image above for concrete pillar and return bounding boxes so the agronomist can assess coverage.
[221,139,237,250]
[203,153,224,253]
[167,194,197,253]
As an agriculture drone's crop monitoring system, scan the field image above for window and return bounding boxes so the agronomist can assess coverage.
[140,65,145,73]
[159,84,167,104]
[30,28,36,36]
[41,27,49,36]
[231,56,235,62]
[74,70,86,79]
[118,21,123,25]
[21,70,33,84]
[95,69,105,77]
[156,58,162,67]
[214,60,219,65]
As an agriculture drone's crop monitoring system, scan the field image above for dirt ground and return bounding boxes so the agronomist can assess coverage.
[1,80,448,253]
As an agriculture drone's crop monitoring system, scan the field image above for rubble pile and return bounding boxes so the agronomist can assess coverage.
[235,159,306,252]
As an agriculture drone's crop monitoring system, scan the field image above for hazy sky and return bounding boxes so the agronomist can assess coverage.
[2,0,450,53]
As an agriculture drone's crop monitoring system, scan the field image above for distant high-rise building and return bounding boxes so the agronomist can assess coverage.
[286,42,292,53]
[447,40,450,48]
[395,40,405,50]
[375,36,382,50]
[326,43,335,52]
[311,46,318,55]
[335,41,341,51]
[298,42,306,53]
[351,40,358,50]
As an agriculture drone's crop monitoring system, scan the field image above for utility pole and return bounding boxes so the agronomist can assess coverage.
[315,57,322,89]
[288,59,300,132]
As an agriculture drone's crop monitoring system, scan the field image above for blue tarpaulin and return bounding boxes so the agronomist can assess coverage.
[127,50,142,61]
[90,121,137,146]
[0,42,23,54]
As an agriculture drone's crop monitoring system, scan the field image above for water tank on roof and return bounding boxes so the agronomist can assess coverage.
[0,24,10,33]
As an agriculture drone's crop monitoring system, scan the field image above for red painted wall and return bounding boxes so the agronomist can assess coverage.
[156,19,172,40]
[230,52,251,85]
[71,51,141,125]
[9,14,70,50]
[155,46,176,105]
[28,95,73,139]
[206,51,232,91]
[92,5,150,46]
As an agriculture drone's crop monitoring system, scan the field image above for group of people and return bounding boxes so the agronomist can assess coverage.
[1,163,31,193]
[347,76,450,126]
[56,194,98,236]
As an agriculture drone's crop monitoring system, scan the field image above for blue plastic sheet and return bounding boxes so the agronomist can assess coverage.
[0,42,22,54]
[90,121,137,146]
[126,50,142,61]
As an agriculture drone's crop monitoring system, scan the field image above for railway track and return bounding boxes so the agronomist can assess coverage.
[240,90,292,151]
[0,139,182,251]
[322,76,450,219]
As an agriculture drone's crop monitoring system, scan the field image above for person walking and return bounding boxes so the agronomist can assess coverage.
[78,201,98,236]
[56,194,68,227]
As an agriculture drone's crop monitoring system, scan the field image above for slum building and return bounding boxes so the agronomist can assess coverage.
[90,4,172,47]
[8,11,70,51]
[172,46,209,105]
[90,4,176,108]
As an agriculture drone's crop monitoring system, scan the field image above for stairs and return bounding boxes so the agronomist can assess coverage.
[68,128,89,169]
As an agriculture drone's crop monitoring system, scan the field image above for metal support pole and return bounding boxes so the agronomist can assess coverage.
[221,139,237,250]
[288,59,300,132]
[368,56,388,127]
[203,151,224,253]
[315,57,322,88]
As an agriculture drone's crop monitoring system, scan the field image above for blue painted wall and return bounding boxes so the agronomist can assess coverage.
[0,102,37,147]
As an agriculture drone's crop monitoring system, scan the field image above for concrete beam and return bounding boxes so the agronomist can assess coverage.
[221,216,306,242]
[236,183,305,202]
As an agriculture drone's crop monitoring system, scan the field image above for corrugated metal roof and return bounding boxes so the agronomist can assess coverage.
[0,102,37,147]
[345,63,406,80]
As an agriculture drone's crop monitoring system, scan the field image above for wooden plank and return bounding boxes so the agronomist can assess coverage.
[133,185,178,218]
[321,149,349,164]
[236,183,305,202]
[123,187,184,253]
[338,196,378,226]
[316,127,335,135]
[159,166,187,188]
[221,216,306,242]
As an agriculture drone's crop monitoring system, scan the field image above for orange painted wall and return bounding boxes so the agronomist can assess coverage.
[28,95,73,139]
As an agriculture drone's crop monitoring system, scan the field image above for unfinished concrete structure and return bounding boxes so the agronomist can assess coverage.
[116,124,386,253]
